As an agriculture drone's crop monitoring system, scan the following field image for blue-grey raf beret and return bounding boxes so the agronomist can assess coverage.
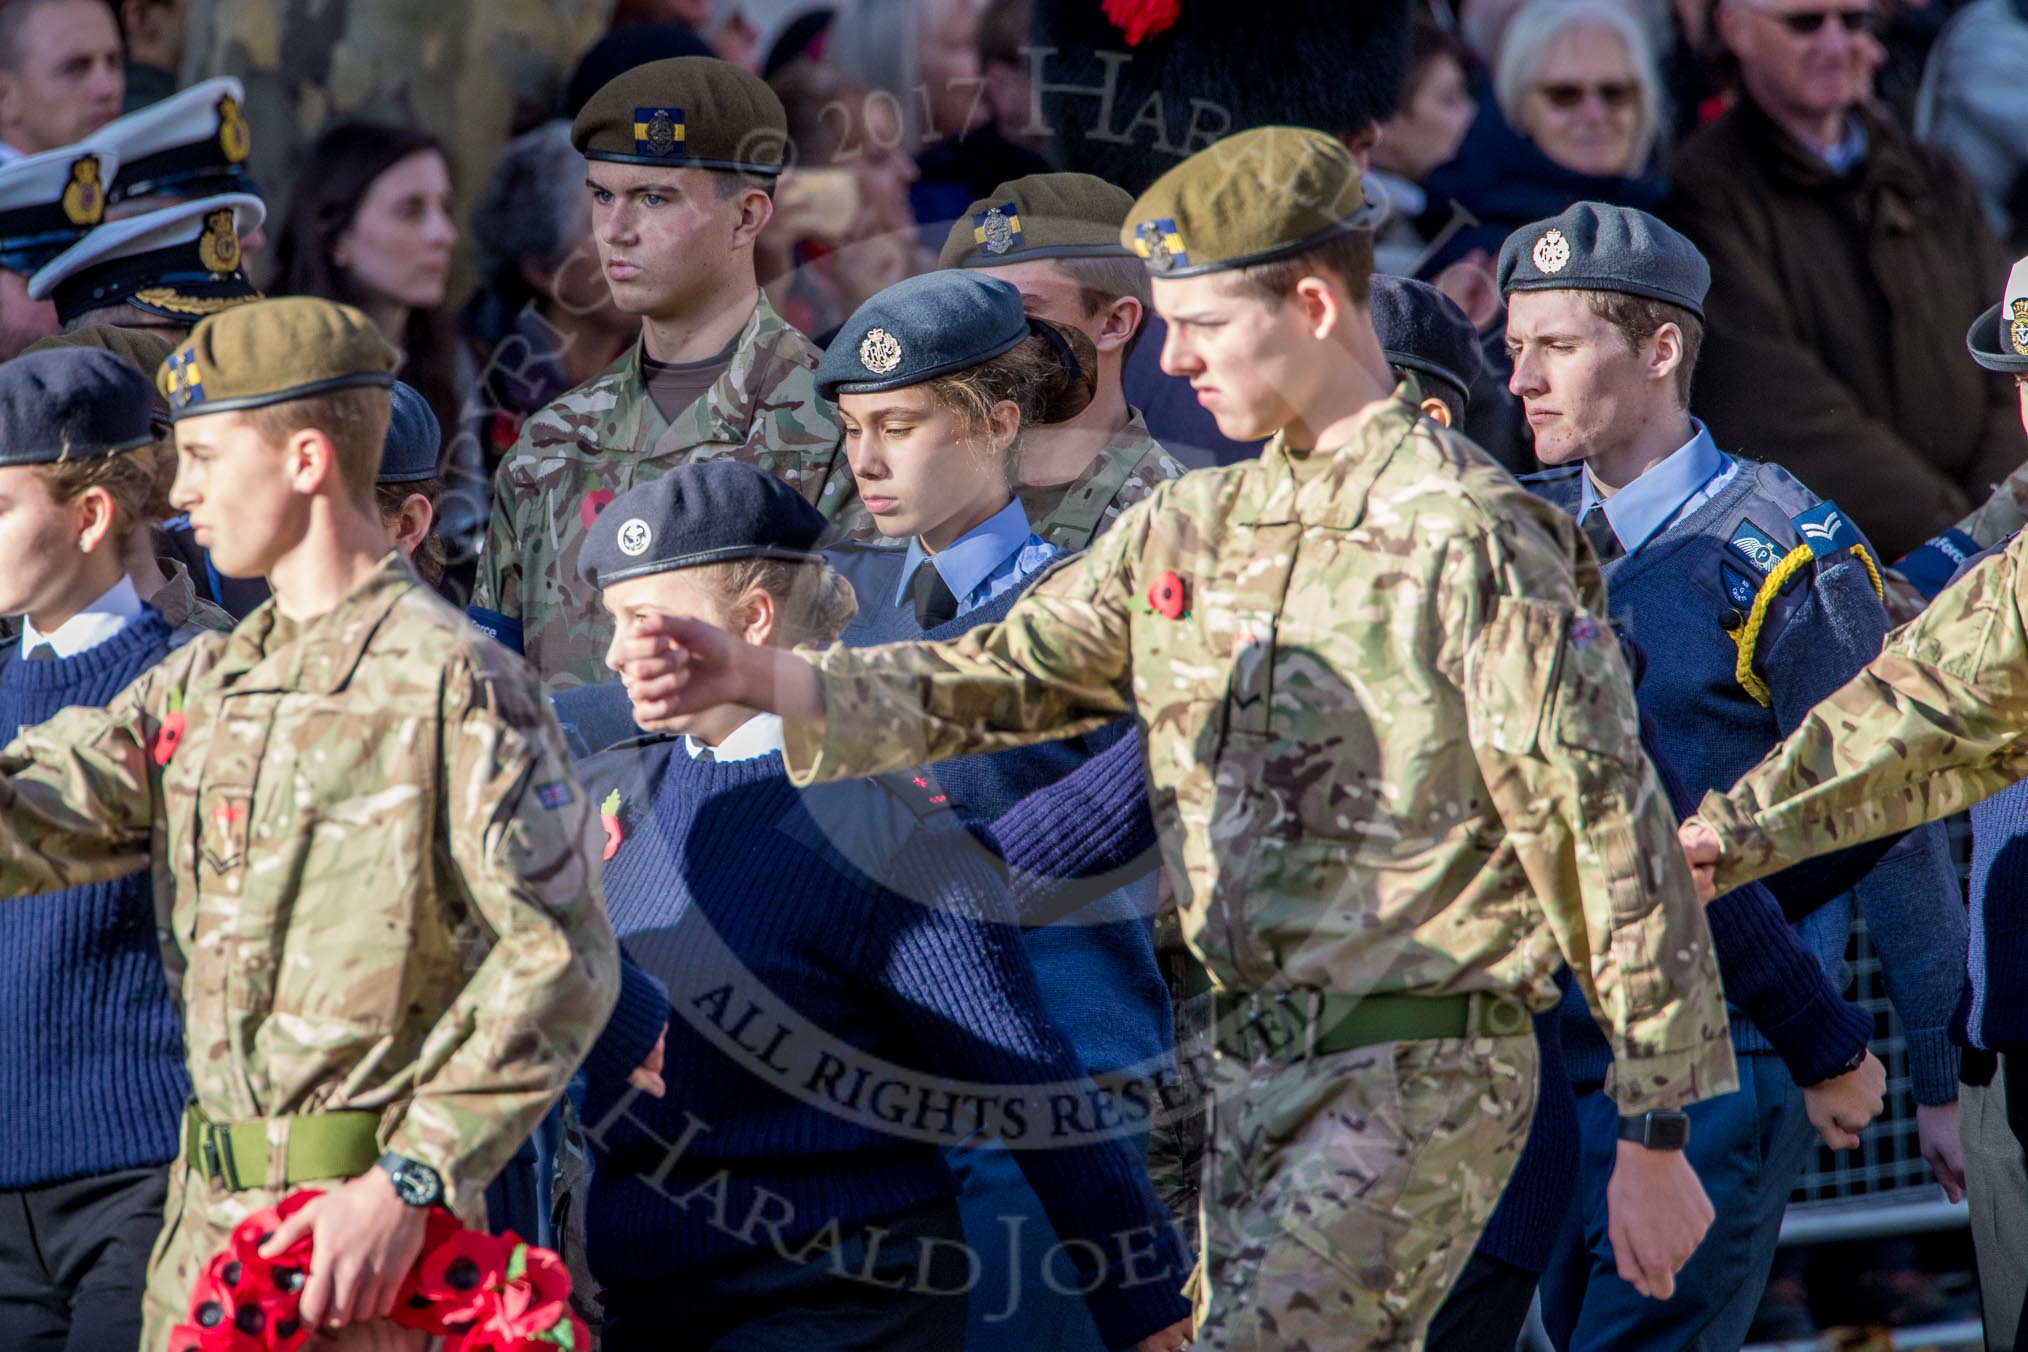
[1496,202,1710,319]
[577,460,829,590]
[376,380,442,484]
[1371,275,1481,410]
[0,347,154,466]
[816,270,1036,401]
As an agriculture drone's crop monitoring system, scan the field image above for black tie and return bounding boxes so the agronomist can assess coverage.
[21,643,56,662]
[911,560,960,628]
[1581,507,1624,565]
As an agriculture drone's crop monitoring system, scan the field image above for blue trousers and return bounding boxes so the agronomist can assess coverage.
[1538,1053,1816,1352]
[947,1138,1114,1351]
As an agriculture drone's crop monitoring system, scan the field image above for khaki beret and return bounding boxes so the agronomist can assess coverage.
[158,296,397,420]
[938,173,1135,270]
[571,56,787,176]
[1121,126,1375,278]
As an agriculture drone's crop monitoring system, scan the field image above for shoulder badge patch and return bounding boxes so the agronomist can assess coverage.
[535,781,576,810]
[1720,562,1758,609]
[1791,500,1863,560]
[1727,517,1783,575]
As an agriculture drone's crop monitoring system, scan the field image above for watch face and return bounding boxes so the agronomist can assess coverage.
[1649,1113,1691,1151]
[390,1159,442,1207]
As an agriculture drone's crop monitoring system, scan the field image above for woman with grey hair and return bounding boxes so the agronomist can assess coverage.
[461,119,637,467]
[1420,0,1670,274]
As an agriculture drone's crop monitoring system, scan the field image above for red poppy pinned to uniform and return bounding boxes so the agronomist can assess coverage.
[579,489,615,529]
[1103,0,1182,45]
[599,790,623,861]
[1144,571,1189,620]
[154,688,186,766]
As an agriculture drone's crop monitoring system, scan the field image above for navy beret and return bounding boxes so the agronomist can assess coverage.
[577,460,828,590]
[1497,202,1709,320]
[376,381,442,484]
[0,347,154,466]
[816,271,1034,401]
[1370,275,1481,410]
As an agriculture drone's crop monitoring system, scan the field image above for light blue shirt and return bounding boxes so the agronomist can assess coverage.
[1818,114,1869,175]
[895,497,1061,620]
[1578,420,1736,558]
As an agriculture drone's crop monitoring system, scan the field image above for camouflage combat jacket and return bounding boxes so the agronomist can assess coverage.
[0,554,618,1217]
[1700,530,2028,892]
[473,293,868,692]
[787,387,1736,1115]
[1020,409,1186,554]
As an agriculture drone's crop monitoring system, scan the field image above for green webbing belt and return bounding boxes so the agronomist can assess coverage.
[182,1105,382,1191]
[1210,989,1530,1061]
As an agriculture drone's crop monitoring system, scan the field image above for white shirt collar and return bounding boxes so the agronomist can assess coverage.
[19,575,144,658]
[685,712,785,763]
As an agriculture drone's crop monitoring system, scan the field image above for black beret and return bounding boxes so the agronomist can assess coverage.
[578,461,828,590]
[815,271,1033,400]
[1370,275,1481,411]
[376,381,442,484]
[1497,202,1710,319]
[571,56,786,176]
[0,347,155,466]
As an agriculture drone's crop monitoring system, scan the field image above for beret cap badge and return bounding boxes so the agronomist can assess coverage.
[2010,298,2028,358]
[1532,228,1571,274]
[633,106,685,157]
[858,327,903,374]
[616,518,653,557]
[977,204,1019,256]
[1132,218,1185,272]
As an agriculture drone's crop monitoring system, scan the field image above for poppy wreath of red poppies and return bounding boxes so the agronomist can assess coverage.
[165,1189,589,1352]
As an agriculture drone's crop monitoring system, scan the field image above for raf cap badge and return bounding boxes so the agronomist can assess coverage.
[974,203,1022,256]
[2010,298,2028,358]
[1532,228,1571,275]
[859,327,902,374]
[197,207,240,274]
[1132,218,1187,272]
[632,106,686,158]
[60,154,104,227]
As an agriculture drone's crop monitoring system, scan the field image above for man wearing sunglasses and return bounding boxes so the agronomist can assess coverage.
[1664,0,2022,564]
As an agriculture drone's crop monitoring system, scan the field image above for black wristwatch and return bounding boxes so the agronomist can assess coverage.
[1829,1046,1869,1079]
[376,1152,444,1208]
[1617,1110,1692,1151]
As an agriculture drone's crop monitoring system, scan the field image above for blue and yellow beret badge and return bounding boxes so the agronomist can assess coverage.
[217,94,251,164]
[632,106,686,158]
[197,208,240,274]
[2009,298,2028,358]
[61,154,104,227]
[1131,218,1187,272]
[164,350,204,409]
[974,203,1022,256]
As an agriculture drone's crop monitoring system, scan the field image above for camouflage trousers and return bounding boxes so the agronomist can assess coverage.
[1194,1032,1537,1351]
[140,1150,434,1352]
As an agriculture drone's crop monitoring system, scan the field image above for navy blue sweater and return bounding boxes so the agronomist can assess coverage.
[576,738,1190,1349]
[0,610,189,1187]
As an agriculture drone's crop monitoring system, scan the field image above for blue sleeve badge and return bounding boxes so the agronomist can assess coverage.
[1790,500,1863,560]
[1727,518,1784,575]
[535,781,576,810]
[1720,563,1758,609]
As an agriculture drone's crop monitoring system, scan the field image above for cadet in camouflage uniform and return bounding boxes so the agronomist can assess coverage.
[612,127,1738,1351]
[0,298,618,1349]
[471,58,865,693]
[938,173,1186,554]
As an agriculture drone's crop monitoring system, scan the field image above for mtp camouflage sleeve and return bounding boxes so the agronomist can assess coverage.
[1455,526,1737,1115]
[470,466,523,629]
[1699,535,2028,896]
[782,501,1145,781]
[0,645,191,894]
[382,652,620,1213]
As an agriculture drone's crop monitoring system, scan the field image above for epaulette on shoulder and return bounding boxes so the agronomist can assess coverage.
[873,767,958,822]
[1725,492,1883,706]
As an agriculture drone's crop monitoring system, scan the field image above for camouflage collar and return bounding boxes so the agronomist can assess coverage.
[216,551,419,695]
[149,557,235,634]
[627,290,799,455]
[1254,381,1422,529]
